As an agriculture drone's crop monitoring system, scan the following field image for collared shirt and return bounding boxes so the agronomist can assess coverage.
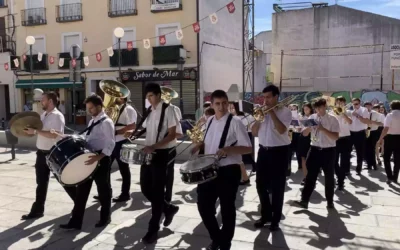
[330,110,351,137]
[142,101,180,149]
[204,113,252,167]
[171,104,183,135]
[37,108,65,151]
[237,115,255,132]
[349,107,370,132]
[258,107,292,147]
[384,110,400,135]
[309,113,340,148]
[86,111,115,156]
[370,110,385,131]
[115,105,137,142]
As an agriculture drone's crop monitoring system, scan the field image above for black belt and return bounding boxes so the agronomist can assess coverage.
[311,146,335,151]
[37,149,50,154]
[259,144,289,151]
[351,130,366,133]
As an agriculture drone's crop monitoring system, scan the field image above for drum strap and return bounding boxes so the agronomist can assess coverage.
[128,106,152,141]
[79,117,107,135]
[219,114,235,149]
[115,103,127,126]
[156,103,170,143]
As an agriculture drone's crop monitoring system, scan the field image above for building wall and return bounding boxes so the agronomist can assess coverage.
[254,31,272,92]
[270,5,400,92]
[0,52,18,116]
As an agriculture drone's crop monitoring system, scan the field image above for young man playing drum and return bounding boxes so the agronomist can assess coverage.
[22,91,65,220]
[140,83,181,244]
[191,90,252,250]
[60,94,115,230]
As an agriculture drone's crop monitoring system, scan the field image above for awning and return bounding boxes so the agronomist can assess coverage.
[15,77,84,89]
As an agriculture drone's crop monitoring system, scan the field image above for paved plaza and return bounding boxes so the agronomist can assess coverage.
[0,145,400,250]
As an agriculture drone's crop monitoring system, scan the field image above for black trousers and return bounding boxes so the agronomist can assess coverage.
[165,148,177,203]
[384,135,400,182]
[197,164,241,250]
[110,140,131,196]
[242,132,256,168]
[65,156,112,226]
[140,148,171,232]
[30,150,51,214]
[256,145,289,225]
[350,130,366,172]
[365,130,380,169]
[302,146,336,204]
[288,132,301,170]
[335,136,352,185]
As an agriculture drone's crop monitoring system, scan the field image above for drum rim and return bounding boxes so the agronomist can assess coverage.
[59,152,99,186]
[179,162,218,173]
[120,151,151,165]
[182,175,218,185]
[121,143,140,149]
[48,135,85,156]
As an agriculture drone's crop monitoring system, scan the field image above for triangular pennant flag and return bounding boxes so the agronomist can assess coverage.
[143,39,151,49]
[127,41,133,51]
[84,56,89,66]
[96,53,102,62]
[209,13,218,24]
[49,56,55,64]
[13,58,19,68]
[22,54,27,62]
[176,29,184,41]
[193,22,201,33]
[159,35,166,46]
[227,2,236,13]
[107,47,114,57]
[59,58,64,67]
[4,62,9,71]
[38,52,43,62]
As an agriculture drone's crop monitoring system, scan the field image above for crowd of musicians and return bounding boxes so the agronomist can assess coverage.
[19,83,400,250]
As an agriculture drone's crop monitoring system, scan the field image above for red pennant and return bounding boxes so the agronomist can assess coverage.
[96,53,102,62]
[71,58,77,68]
[49,56,55,64]
[193,22,201,33]
[127,41,133,51]
[159,35,166,46]
[4,63,9,71]
[227,2,235,13]
[22,54,27,62]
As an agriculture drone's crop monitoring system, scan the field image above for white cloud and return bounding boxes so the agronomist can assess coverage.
[385,0,400,6]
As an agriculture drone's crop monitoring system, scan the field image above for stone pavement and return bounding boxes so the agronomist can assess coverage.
[0,146,400,250]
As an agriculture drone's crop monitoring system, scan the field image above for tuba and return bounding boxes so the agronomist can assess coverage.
[99,80,130,123]
[161,86,179,104]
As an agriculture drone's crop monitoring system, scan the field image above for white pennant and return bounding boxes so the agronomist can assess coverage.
[107,47,114,57]
[84,56,89,66]
[59,58,64,67]
[143,39,151,49]
[38,52,43,62]
[209,13,218,24]
[13,58,19,68]
[176,29,184,40]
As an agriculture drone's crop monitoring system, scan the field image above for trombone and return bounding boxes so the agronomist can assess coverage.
[252,95,299,123]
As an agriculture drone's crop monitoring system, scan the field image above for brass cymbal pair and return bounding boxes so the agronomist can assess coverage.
[9,112,43,138]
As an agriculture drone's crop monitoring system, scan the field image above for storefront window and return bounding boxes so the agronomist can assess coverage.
[23,88,60,110]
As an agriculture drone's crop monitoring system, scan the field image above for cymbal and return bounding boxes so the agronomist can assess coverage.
[10,116,43,138]
[9,112,40,128]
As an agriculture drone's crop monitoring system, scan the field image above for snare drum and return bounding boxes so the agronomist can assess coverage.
[180,155,219,185]
[47,135,98,186]
[120,143,152,165]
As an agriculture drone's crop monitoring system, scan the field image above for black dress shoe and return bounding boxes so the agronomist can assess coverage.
[142,231,158,244]
[59,223,81,230]
[206,241,220,250]
[163,205,179,227]
[293,200,308,209]
[338,185,345,191]
[95,218,111,228]
[239,179,250,186]
[21,213,44,220]
[387,179,392,184]
[93,195,99,200]
[327,203,335,209]
[254,218,271,228]
[112,195,130,203]
[269,224,280,231]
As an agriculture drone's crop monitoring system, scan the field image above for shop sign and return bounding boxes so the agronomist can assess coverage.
[121,69,197,82]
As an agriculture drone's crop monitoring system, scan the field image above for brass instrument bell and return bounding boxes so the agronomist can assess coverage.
[252,95,299,123]
[161,86,179,104]
[99,80,130,123]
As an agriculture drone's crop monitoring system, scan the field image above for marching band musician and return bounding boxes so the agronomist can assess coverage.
[191,90,252,250]
[297,102,314,185]
[22,91,65,220]
[294,98,340,209]
[331,96,352,190]
[378,100,400,184]
[60,94,115,230]
[364,102,384,170]
[349,98,370,175]
[376,104,386,165]
[288,104,302,174]
[140,83,180,244]
[110,97,137,202]
[251,85,292,231]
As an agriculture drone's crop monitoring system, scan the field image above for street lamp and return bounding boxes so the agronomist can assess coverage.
[177,57,185,114]
[114,27,125,81]
[26,36,35,101]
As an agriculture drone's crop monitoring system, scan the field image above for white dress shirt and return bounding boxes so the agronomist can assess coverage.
[258,107,292,147]
[37,108,65,151]
[384,110,400,135]
[349,107,370,132]
[309,113,340,148]
[142,101,180,149]
[86,111,115,156]
[171,104,183,135]
[370,110,384,131]
[238,115,254,132]
[115,105,137,142]
[331,111,351,137]
[204,113,252,167]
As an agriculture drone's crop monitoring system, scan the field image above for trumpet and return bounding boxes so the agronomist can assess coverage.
[333,103,352,116]
[253,95,299,122]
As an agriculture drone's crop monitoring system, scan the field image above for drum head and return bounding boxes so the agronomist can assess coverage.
[122,143,142,150]
[61,153,98,185]
[180,156,217,173]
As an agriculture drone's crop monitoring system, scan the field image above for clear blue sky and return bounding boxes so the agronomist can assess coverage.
[255,0,400,34]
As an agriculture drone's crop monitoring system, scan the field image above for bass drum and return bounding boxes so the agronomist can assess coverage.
[47,135,98,186]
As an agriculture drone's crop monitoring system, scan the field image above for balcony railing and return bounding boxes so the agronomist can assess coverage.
[56,3,82,22]
[109,49,139,67]
[21,8,47,26]
[0,0,8,8]
[153,45,183,65]
[151,0,182,12]
[108,0,137,17]
[24,54,49,72]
